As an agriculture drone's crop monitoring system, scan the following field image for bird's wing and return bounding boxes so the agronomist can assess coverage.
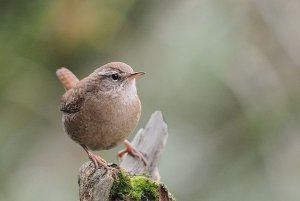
[60,88,85,114]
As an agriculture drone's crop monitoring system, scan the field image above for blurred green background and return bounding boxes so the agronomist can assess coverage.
[1,0,300,200]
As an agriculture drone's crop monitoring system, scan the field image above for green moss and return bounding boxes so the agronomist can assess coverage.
[110,169,132,200]
[130,176,159,200]
[110,169,160,201]
[169,194,176,201]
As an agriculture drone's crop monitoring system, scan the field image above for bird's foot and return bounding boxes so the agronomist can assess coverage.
[87,151,108,168]
[81,144,108,168]
[118,140,147,166]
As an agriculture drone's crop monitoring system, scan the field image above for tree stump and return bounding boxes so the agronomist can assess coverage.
[78,111,175,201]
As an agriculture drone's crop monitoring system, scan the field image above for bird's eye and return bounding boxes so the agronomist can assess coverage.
[111,73,120,80]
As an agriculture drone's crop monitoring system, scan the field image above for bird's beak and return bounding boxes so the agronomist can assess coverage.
[127,71,145,80]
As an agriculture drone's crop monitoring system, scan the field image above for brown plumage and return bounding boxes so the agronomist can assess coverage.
[56,62,145,167]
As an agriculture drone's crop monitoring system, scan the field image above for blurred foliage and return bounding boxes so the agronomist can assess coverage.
[1,0,300,201]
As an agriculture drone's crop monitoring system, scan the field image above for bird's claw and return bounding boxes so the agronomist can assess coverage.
[81,144,108,168]
[88,152,108,168]
[118,140,148,166]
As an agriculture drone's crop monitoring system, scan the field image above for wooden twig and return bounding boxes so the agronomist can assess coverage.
[78,111,175,201]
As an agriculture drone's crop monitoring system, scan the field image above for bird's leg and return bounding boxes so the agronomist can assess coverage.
[118,139,147,166]
[81,144,108,168]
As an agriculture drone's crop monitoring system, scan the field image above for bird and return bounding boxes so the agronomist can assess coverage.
[56,62,146,168]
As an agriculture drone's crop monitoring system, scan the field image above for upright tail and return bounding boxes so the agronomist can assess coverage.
[56,67,79,90]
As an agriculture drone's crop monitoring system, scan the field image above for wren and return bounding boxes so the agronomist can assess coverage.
[56,62,145,167]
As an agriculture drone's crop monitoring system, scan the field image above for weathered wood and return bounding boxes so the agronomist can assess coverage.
[79,163,115,201]
[78,111,175,201]
[120,111,168,181]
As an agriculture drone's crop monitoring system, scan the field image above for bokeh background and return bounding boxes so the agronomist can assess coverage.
[1,0,300,200]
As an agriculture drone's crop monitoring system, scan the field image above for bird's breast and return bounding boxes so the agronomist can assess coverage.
[64,93,141,151]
